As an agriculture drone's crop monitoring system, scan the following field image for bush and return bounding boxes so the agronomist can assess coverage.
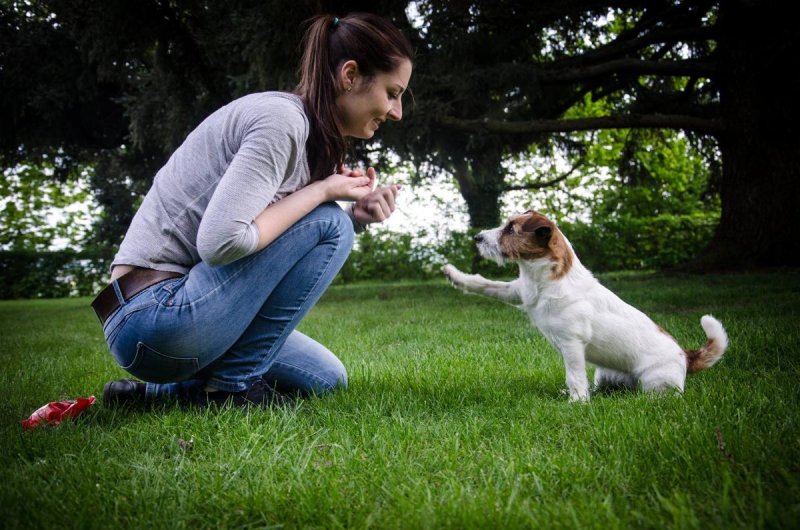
[338,213,719,283]
[1,214,718,298]
[0,249,110,299]
[560,213,719,272]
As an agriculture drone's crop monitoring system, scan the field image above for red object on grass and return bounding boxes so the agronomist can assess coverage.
[21,396,96,429]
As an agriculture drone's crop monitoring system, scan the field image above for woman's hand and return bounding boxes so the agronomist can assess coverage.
[318,166,373,202]
[344,167,400,225]
[325,165,401,225]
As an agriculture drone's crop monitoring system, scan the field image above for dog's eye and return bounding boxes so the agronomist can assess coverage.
[504,224,515,235]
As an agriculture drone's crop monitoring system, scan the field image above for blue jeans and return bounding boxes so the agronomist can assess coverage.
[102,202,352,398]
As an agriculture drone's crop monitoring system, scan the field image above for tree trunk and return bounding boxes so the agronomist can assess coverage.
[692,0,800,269]
[462,187,502,230]
[453,148,505,230]
[451,151,505,271]
[461,185,502,272]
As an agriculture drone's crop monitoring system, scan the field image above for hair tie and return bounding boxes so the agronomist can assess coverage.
[333,17,339,27]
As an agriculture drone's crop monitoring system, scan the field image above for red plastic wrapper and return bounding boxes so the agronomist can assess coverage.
[21,396,96,429]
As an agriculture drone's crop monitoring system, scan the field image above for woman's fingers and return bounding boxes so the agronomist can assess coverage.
[339,165,366,178]
[364,186,400,221]
[383,185,398,211]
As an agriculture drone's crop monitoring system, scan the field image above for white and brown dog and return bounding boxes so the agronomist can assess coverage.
[443,210,727,401]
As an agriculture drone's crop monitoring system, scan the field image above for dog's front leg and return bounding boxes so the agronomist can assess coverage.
[557,340,591,402]
[442,264,522,304]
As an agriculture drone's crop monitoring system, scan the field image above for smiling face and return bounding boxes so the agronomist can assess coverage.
[335,58,412,139]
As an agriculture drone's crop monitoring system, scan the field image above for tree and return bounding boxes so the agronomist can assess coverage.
[0,161,95,250]
[1,0,409,249]
[2,0,797,269]
[381,0,799,268]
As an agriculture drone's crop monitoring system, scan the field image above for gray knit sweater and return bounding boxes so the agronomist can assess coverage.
[112,92,313,274]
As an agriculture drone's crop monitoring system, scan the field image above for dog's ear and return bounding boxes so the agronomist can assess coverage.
[534,226,552,245]
[521,218,552,244]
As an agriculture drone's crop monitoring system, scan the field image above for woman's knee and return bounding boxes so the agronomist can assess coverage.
[313,202,355,248]
[310,356,348,395]
[264,339,348,397]
[271,365,347,397]
[327,360,348,390]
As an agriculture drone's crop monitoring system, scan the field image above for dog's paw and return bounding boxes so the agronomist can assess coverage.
[562,388,591,402]
[442,264,462,285]
[569,392,591,403]
[441,263,456,275]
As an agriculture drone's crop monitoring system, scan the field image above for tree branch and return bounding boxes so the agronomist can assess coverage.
[503,160,586,192]
[554,26,716,69]
[541,58,715,84]
[437,114,723,135]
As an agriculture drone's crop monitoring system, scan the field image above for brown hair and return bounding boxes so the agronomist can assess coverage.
[294,13,414,182]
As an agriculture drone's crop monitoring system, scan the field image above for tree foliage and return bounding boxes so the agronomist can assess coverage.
[0,160,96,250]
[2,0,408,248]
[1,0,797,269]
[378,1,723,227]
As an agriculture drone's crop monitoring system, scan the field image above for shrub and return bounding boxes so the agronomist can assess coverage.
[0,249,110,299]
[338,213,719,283]
[1,213,719,297]
[560,212,719,272]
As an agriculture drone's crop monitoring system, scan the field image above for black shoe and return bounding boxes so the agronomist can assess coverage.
[194,379,289,409]
[103,378,147,406]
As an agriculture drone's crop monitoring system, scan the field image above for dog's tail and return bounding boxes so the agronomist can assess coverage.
[686,315,728,373]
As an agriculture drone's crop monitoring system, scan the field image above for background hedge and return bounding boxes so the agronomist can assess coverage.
[0,213,718,299]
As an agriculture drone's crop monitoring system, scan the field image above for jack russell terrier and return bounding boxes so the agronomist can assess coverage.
[443,210,728,401]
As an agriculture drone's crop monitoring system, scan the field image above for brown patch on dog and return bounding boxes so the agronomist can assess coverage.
[685,338,717,373]
[499,211,573,279]
[547,227,574,279]
[656,323,717,373]
[657,325,679,343]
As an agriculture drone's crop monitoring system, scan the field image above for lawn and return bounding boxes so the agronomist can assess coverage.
[1,271,799,529]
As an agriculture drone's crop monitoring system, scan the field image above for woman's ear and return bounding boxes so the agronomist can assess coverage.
[338,60,359,93]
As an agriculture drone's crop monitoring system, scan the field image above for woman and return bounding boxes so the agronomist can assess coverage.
[95,13,414,408]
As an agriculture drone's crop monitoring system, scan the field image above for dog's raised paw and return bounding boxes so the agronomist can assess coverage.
[442,264,463,290]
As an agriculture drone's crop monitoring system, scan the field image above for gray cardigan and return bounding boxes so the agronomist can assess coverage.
[112,92,314,274]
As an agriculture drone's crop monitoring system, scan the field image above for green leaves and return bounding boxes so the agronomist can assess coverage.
[0,161,97,251]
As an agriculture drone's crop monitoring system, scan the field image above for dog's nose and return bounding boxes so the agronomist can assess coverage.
[473,234,484,243]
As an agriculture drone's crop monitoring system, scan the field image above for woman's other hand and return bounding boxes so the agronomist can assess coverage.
[351,167,400,225]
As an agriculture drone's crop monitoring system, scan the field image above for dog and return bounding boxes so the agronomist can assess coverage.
[442,210,728,401]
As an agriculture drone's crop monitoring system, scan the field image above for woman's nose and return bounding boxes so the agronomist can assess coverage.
[387,101,402,121]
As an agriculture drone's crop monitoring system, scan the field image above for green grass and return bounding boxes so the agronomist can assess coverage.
[1,271,799,529]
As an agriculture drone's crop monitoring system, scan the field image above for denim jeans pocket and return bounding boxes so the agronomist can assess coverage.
[123,342,199,384]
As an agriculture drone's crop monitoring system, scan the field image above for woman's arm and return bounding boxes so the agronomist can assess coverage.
[253,171,373,250]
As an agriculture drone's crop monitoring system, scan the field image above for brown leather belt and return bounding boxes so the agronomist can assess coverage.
[91,268,184,325]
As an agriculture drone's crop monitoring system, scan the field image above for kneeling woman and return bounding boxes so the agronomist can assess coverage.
[95,13,413,407]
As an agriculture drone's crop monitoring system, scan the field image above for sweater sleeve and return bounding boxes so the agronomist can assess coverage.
[196,101,307,266]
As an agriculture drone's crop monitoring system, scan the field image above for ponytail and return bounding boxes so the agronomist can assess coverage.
[295,13,414,182]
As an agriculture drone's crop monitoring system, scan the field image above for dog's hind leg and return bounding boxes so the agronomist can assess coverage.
[639,363,685,395]
[593,367,636,391]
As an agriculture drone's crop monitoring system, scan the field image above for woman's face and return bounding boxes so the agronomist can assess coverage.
[336,59,412,139]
